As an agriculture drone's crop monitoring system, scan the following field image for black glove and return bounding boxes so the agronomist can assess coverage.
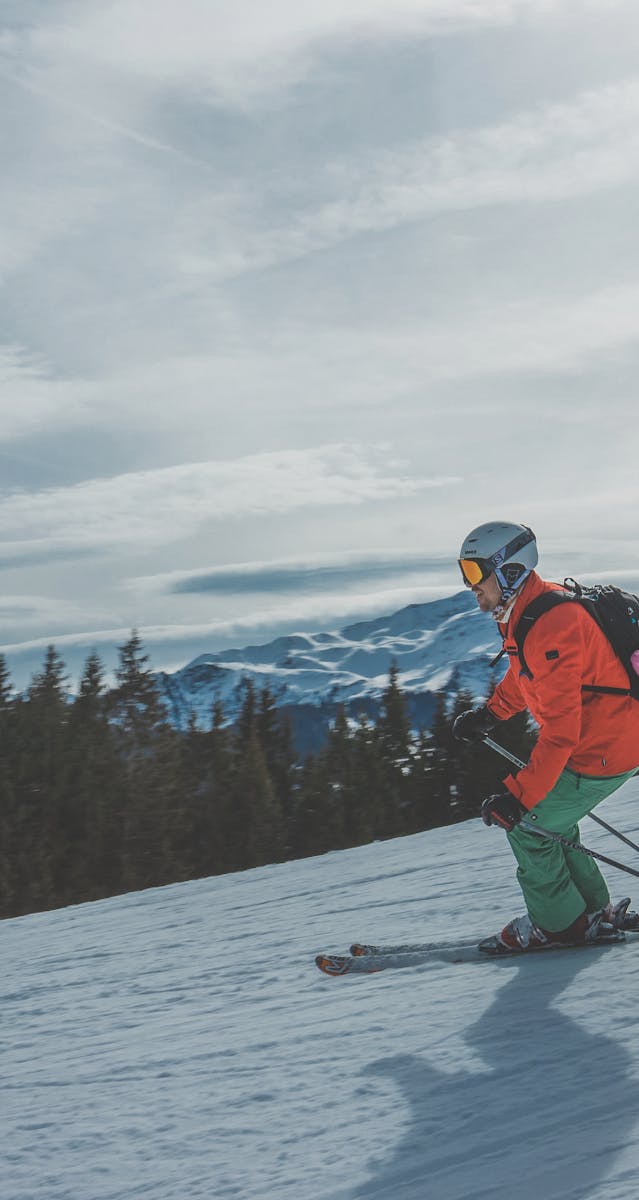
[452,705,498,744]
[481,791,527,832]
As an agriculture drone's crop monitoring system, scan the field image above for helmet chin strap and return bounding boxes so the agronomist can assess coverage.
[492,567,532,622]
[494,564,531,600]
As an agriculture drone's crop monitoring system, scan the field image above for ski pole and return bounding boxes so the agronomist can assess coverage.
[482,735,526,774]
[519,818,639,881]
[482,735,639,855]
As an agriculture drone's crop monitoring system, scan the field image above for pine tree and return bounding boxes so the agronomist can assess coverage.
[318,707,368,848]
[0,654,12,712]
[223,680,284,869]
[234,677,257,745]
[204,698,234,873]
[173,710,228,880]
[348,714,385,843]
[66,651,124,901]
[28,644,68,716]
[109,630,167,740]
[404,728,444,833]
[0,656,17,914]
[378,662,411,763]
[233,729,283,868]
[424,690,458,825]
[376,663,412,836]
[257,684,295,852]
[108,631,177,890]
[16,647,70,911]
[290,751,327,856]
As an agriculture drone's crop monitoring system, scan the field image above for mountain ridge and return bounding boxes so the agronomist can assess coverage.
[155,590,505,749]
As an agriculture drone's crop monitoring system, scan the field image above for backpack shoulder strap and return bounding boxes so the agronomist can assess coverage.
[514,587,633,696]
[514,591,574,679]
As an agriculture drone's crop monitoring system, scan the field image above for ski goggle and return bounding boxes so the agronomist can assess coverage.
[458,557,493,587]
[458,527,535,589]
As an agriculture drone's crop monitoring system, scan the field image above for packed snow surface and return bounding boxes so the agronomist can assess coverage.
[5,780,639,1200]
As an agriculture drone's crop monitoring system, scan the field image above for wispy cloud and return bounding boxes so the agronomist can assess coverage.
[176,77,639,283]
[2,1,590,294]
[3,273,639,454]
[0,542,99,569]
[133,549,449,596]
[0,580,461,660]
[0,592,104,633]
[0,346,90,441]
[368,282,639,380]
[24,1,567,109]
[0,446,459,555]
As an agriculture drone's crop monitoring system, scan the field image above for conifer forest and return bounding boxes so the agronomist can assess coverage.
[0,634,535,918]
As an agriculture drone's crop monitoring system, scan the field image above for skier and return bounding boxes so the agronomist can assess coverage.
[453,521,639,952]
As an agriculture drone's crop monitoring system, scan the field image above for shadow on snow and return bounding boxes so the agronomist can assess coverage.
[352,952,636,1200]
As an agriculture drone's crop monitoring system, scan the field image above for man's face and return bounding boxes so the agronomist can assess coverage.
[472,572,502,613]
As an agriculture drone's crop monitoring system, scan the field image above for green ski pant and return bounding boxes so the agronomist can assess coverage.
[507,767,638,933]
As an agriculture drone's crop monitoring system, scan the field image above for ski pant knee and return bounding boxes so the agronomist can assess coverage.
[505,767,636,932]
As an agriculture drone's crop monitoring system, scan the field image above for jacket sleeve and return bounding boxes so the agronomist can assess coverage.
[499,607,586,810]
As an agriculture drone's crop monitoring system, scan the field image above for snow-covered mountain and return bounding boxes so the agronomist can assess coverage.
[6,779,639,1200]
[156,590,505,745]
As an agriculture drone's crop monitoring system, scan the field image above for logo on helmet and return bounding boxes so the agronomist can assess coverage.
[501,563,525,588]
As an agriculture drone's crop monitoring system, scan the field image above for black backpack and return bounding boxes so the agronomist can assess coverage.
[513,579,639,701]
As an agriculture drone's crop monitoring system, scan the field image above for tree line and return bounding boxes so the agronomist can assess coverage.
[0,635,535,918]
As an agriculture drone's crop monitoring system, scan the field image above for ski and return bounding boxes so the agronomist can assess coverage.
[315,950,455,975]
[315,930,628,975]
[351,939,470,956]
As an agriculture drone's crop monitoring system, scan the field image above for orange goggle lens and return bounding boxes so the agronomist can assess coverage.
[458,558,491,587]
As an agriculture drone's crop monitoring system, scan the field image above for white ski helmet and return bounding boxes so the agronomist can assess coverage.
[458,521,538,598]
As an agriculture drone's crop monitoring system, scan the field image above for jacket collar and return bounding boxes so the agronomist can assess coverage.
[497,570,549,639]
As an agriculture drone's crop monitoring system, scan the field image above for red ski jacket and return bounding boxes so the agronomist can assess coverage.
[486,571,639,810]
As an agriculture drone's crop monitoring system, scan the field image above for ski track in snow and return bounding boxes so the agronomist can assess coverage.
[5,782,639,1199]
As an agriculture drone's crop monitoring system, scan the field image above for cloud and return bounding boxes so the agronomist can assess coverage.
[3,263,639,459]
[0,446,459,555]
[24,1,567,109]
[5,558,639,666]
[175,77,639,283]
[371,282,639,380]
[0,541,99,569]
[1,1,585,293]
[0,346,90,442]
[133,549,450,596]
[0,591,103,633]
[0,580,462,660]
[0,173,104,282]
[3,272,639,456]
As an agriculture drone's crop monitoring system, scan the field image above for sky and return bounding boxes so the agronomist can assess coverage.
[2,0,639,688]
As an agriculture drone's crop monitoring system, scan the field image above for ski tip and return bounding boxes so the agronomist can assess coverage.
[315,954,351,976]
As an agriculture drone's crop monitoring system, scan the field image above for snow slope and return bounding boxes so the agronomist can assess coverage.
[5,779,639,1200]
